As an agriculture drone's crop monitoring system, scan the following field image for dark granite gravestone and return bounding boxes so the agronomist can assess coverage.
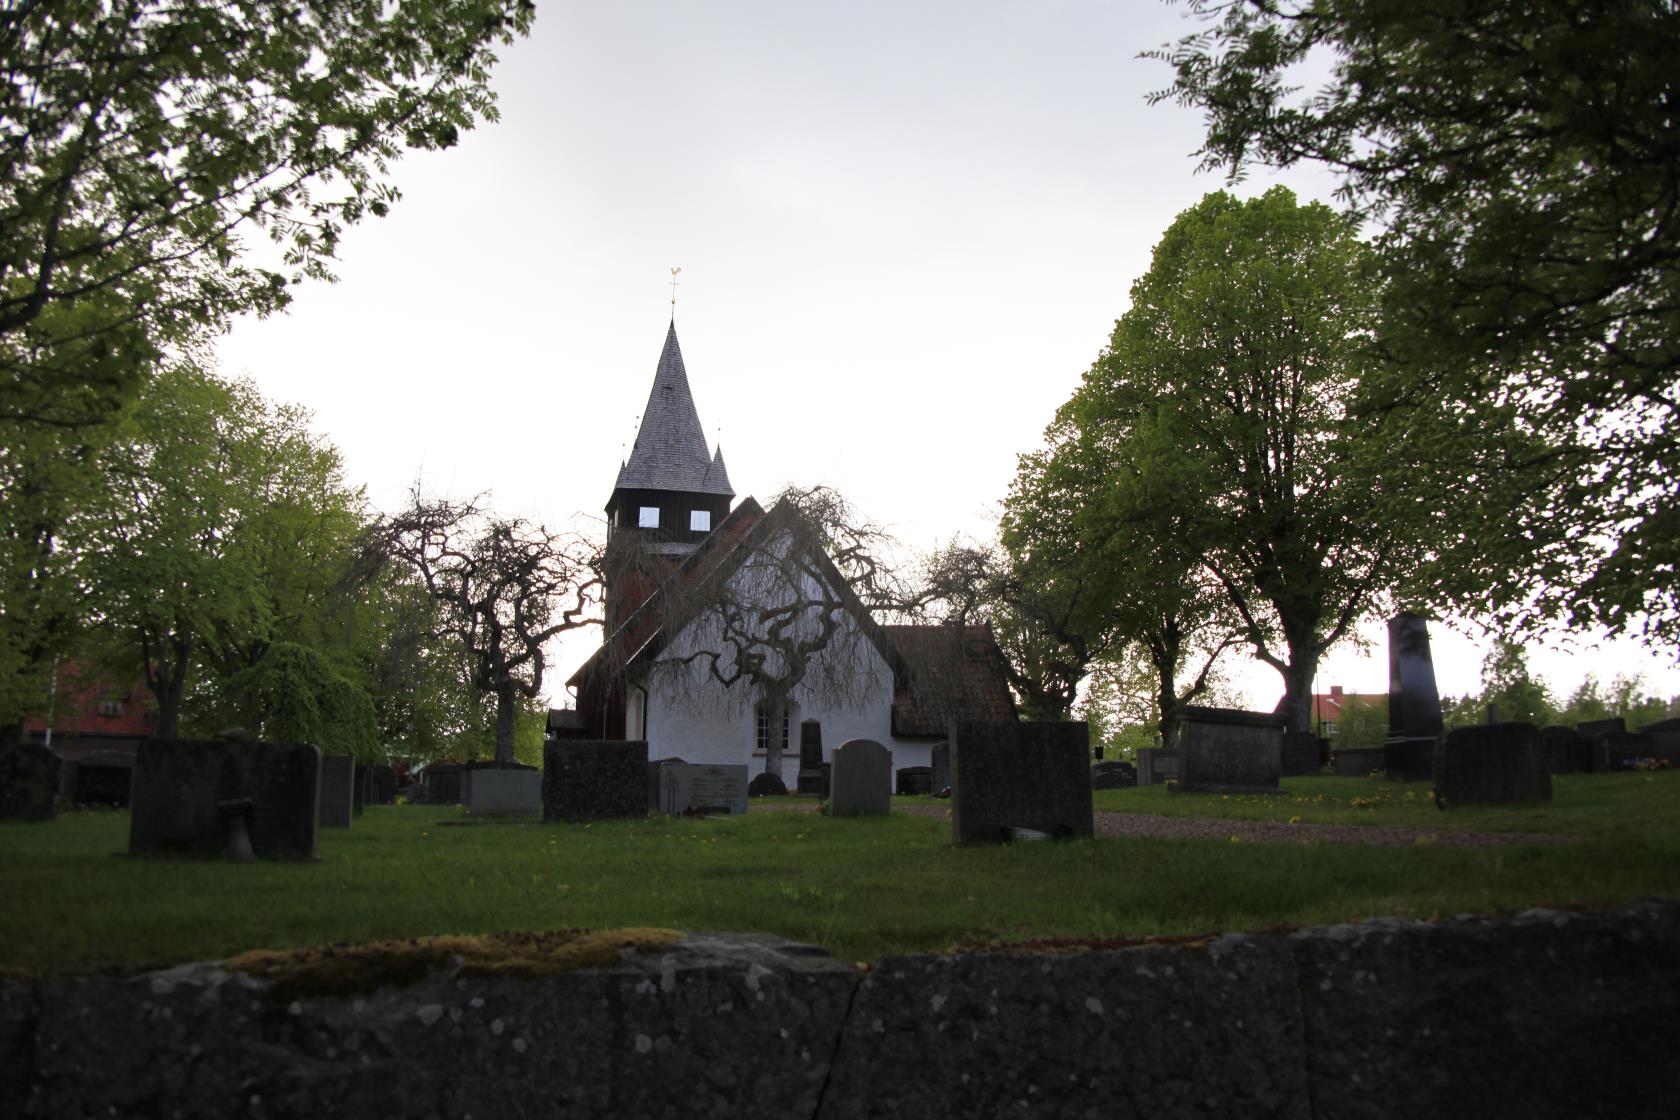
[657,763,748,815]
[647,756,686,811]
[1175,706,1285,793]
[895,766,933,796]
[1332,747,1385,777]
[1434,722,1552,808]
[318,755,355,829]
[69,750,135,807]
[929,741,950,795]
[1593,730,1658,771]
[796,720,828,796]
[1642,718,1680,765]
[1280,731,1321,777]
[424,762,463,806]
[1539,726,1591,774]
[352,762,367,817]
[366,764,397,805]
[129,740,319,858]
[1385,613,1445,781]
[543,741,646,822]
[748,771,789,797]
[1090,760,1136,790]
[1577,717,1626,740]
[0,743,64,821]
[829,739,892,816]
[1135,747,1180,786]
[950,721,1093,845]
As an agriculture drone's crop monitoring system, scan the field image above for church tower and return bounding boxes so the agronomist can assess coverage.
[603,322,733,631]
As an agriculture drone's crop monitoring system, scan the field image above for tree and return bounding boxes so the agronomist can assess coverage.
[1,0,535,428]
[1061,188,1403,732]
[917,537,1111,721]
[654,487,906,778]
[1478,640,1556,726]
[1002,379,1242,740]
[87,364,272,737]
[378,494,603,764]
[1152,0,1680,643]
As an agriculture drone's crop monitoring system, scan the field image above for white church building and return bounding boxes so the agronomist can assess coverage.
[563,322,1014,786]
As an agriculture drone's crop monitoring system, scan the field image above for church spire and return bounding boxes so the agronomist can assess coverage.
[611,322,733,499]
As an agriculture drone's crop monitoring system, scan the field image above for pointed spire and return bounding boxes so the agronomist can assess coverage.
[613,323,734,497]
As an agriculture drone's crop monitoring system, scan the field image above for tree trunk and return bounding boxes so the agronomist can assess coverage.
[1279,652,1317,734]
[494,681,518,764]
[147,631,193,740]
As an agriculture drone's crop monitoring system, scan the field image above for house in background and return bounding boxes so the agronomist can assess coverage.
[22,662,155,763]
[563,322,1015,783]
[1311,684,1386,746]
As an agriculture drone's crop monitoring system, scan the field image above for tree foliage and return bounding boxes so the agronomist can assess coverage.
[1153,0,1680,642]
[1,0,535,427]
[1036,188,1401,731]
[377,493,603,764]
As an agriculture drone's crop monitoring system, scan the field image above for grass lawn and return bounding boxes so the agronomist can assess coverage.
[3,771,1677,977]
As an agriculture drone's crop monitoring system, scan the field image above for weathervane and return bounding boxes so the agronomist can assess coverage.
[669,266,682,309]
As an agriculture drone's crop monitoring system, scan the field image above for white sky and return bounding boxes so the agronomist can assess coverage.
[216,1,1679,712]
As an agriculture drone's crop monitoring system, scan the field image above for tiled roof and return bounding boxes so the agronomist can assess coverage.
[884,624,1018,738]
[613,322,733,498]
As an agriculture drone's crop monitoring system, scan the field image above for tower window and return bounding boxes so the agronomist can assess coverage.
[689,510,711,532]
[638,506,660,528]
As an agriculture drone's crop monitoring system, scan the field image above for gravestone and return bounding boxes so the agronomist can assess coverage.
[1434,722,1552,808]
[352,762,368,817]
[1135,747,1180,786]
[648,756,686,811]
[69,749,136,808]
[1641,718,1680,765]
[1176,706,1286,793]
[367,764,398,805]
[951,721,1093,844]
[1385,613,1445,781]
[895,766,933,796]
[1539,726,1591,774]
[1280,731,1321,777]
[319,755,355,829]
[544,741,645,822]
[796,720,828,796]
[1593,730,1658,772]
[425,763,463,806]
[748,771,789,797]
[1090,760,1136,790]
[657,763,748,816]
[929,741,950,795]
[470,767,542,817]
[1577,717,1626,740]
[829,739,892,816]
[129,739,319,859]
[1332,747,1386,777]
[0,743,64,821]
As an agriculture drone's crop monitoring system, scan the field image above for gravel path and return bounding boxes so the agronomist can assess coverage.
[887,804,1576,848]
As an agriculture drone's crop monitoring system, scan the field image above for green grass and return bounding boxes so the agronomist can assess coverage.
[3,771,1677,978]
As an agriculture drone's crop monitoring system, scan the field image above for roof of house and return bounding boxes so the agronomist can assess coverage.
[882,624,1018,737]
[20,663,155,739]
[611,322,733,501]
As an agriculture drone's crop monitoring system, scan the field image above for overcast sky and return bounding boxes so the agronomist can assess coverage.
[215,1,1679,712]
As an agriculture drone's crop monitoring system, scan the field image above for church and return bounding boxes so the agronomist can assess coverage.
[563,321,1015,788]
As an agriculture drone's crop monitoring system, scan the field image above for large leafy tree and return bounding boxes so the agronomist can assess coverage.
[1,0,535,428]
[1153,0,1680,642]
[1066,188,1405,731]
[378,494,603,764]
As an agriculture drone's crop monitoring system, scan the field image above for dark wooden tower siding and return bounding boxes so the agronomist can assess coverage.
[603,322,734,630]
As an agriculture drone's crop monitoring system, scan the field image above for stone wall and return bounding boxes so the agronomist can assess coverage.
[3,901,1676,1118]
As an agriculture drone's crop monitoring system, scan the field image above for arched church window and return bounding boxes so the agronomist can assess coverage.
[755,702,791,754]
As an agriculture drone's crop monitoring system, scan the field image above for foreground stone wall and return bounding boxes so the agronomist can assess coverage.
[3,901,1675,1118]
